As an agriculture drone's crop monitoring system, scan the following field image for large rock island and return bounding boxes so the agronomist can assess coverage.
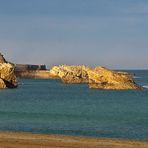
[87,66,142,90]
[50,65,142,90]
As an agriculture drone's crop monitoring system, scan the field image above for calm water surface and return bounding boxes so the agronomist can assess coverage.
[0,70,148,140]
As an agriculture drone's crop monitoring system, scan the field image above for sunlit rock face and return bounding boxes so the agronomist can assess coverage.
[50,65,142,90]
[0,63,17,89]
[49,65,91,83]
[0,78,6,88]
[87,66,142,90]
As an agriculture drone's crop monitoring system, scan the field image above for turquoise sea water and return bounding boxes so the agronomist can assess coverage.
[0,70,148,140]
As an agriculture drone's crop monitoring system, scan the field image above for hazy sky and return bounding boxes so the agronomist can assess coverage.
[0,0,148,69]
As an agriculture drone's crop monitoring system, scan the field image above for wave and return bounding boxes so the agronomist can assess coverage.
[143,86,148,88]
[134,76,141,79]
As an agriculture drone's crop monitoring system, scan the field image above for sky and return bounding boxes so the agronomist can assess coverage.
[0,0,148,69]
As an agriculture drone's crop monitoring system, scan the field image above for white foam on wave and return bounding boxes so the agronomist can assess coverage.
[134,76,141,79]
[143,86,148,88]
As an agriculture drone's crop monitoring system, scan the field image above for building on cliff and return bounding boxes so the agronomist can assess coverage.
[14,64,46,71]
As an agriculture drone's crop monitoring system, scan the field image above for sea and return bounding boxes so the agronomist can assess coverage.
[0,70,148,140]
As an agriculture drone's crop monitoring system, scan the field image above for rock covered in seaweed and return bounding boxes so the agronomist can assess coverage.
[0,63,17,89]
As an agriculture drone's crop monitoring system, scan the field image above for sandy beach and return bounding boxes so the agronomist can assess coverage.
[0,132,147,148]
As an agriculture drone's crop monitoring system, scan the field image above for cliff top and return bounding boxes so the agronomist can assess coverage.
[0,53,7,63]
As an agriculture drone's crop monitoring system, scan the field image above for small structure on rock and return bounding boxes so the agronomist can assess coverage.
[14,64,46,71]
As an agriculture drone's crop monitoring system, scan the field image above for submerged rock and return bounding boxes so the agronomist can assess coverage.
[49,65,91,83]
[0,63,17,89]
[87,66,142,90]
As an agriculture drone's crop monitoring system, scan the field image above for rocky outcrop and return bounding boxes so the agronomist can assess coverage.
[49,65,91,83]
[50,65,142,90]
[0,63,17,89]
[87,66,142,90]
[0,53,7,63]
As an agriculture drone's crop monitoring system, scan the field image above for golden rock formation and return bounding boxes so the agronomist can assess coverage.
[49,65,91,83]
[87,66,142,90]
[0,63,17,89]
[50,65,142,90]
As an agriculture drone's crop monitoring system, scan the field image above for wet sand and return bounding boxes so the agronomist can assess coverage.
[0,132,148,148]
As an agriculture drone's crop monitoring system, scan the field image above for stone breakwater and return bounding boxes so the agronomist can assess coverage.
[15,70,58,79]
[49,65,143,90]
[0,63,17,89]
[14,64,46,71]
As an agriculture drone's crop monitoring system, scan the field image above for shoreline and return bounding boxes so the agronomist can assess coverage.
[0,131,147,148]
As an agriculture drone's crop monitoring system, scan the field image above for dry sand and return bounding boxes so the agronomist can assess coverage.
[0,132,147,148]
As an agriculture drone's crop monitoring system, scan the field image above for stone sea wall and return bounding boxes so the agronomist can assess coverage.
[14,64,49,79]
[15,70,58,79]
